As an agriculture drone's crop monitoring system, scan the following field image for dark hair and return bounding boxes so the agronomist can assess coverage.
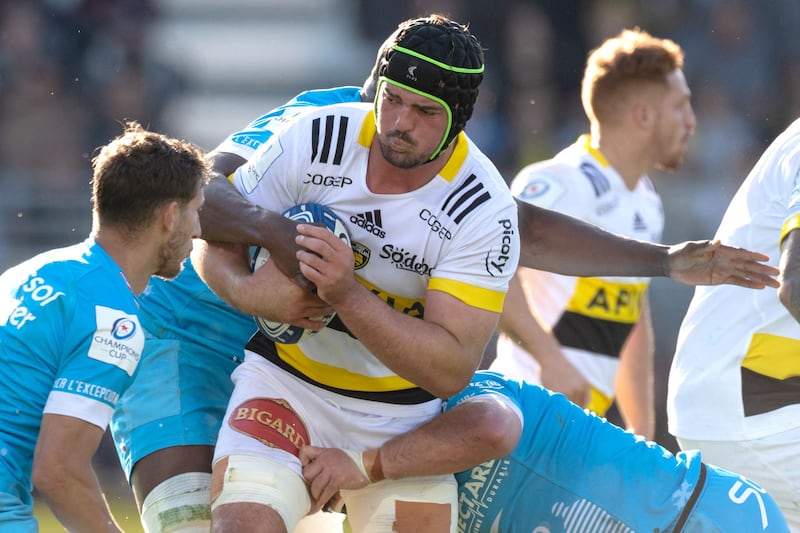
[91,121,209,234]
[376,14,484,159]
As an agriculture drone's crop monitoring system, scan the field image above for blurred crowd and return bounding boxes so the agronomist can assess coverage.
[2,0,800,449]
[0,0,183,267]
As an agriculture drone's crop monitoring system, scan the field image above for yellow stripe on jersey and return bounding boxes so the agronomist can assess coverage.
[358,111,376,148]
[743,333,800,379]
[276,343,419,392]
[428,277,506,313]
[356,275,426,318]
[438,132,469,183]
[779,214,800,247]
[564,278,647,323]
[579,134,610,168]
[587,386,613,416]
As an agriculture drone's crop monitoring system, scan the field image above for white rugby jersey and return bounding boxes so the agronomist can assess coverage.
[669,118,800,441]
[232,102,519,403]
[493,135,663,407]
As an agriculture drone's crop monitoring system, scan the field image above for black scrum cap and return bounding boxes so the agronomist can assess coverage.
[377,17,484,160]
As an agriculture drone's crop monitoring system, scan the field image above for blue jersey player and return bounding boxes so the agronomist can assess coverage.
[302,370,790,532]
[0,123,207,533]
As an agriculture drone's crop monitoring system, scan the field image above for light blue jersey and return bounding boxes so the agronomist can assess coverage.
[449,371,789,533]
[0,239,145,531]
[110,86,365,478]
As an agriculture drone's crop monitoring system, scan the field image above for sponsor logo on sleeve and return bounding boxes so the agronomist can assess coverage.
[88,306,143,376]
[484,219,516,277]
[3,275,66,330]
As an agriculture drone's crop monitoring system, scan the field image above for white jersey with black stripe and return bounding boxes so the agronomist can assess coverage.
[493,135,664,402]
[669,118,800,441]
[231,101,518,399]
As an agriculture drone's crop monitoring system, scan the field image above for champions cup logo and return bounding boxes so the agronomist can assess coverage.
[111,318,137,340]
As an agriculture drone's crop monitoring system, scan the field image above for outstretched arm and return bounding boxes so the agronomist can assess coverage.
[300,396,521,514]
[198,152,309,288]
[498,272,590,407]
[518,199,779,288]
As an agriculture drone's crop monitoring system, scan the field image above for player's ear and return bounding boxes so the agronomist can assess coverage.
[631,100,653,130]
[160,200,180,233]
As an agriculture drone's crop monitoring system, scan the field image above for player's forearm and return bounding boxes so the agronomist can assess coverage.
[615,305,655,438]
[518,200,668,277]
[365,401,517,480]
[190,240,254,312]
[199,176,286,246]
[37,472,123,532]
[333,285,488,398]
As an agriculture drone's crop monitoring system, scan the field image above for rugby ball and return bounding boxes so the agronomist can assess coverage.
[250,203,351,344]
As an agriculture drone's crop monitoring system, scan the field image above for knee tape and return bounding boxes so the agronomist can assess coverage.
[343,475,458,533]
[211,454,310,531]
[140,472,212,533]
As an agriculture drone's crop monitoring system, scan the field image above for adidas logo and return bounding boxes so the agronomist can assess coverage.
[633,212,648,232]
[350,210,386,238]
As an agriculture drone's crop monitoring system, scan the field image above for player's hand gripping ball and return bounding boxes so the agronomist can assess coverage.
[250,203,351,344]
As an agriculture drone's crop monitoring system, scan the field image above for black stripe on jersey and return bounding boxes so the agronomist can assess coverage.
[246,332,437,405]
[741,367,800,416]
[552,311,634,358]
[579,162,610,196]
[333,116,348,164]
[320,115,334,163]
[310,115,349,165]
[441,174,491,224]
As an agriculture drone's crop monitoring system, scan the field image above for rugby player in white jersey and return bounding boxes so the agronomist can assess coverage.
[492,28,695,439]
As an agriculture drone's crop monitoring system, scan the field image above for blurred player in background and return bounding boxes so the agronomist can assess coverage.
[301,370,790,533]
[669,117,800,529]
[492,28,695,439]
[0,123,207,532]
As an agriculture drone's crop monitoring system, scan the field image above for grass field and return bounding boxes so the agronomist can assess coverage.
[34,498,143,532]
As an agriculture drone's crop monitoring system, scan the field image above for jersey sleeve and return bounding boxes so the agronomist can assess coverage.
[510,160,596,220]
[445,371,524,428]
[211,87,362,163]
[780,144,800,244]
[429,196,520,313]
[230,113,309,213]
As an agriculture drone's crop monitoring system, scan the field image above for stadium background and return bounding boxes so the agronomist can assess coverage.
[2,0,799,530]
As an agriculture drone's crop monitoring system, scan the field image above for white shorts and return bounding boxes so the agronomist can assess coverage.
[678,429,800,531]
[214,351,445,471]
[212,351,457,532]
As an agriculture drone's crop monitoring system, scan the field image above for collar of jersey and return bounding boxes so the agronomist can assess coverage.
[358,111,469,183]
[578,134,610,168]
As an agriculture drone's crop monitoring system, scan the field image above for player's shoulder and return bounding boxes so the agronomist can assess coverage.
[453,134,516,204]
[293,100,371,120]
[510,157,587,207]
[288,86,363,107]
